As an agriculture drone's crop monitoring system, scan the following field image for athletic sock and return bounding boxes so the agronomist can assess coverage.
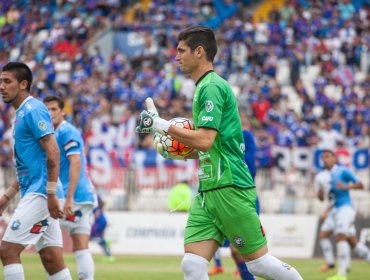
[75,249,95,280]
[246,253,303,280]
[181,253,209,280]
[214,248,222,267]
[237,261,255,280]
[320,238,335,266]
[49,268,72,280]
[4,263,24,280]
[337,240,350,276]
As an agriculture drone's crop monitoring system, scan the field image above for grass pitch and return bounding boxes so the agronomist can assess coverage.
[1,254,369,280]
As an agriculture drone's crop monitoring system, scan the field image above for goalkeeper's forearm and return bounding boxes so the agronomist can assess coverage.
[3,180,20,201]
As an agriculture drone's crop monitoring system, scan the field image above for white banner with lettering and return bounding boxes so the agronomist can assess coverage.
[89,212,319,258]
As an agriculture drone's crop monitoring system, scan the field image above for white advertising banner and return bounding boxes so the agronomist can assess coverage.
[89,211,188,256]
[89,212,318,258]
[260,214,319,258]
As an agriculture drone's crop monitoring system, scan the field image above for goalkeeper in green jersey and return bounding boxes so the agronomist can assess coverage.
[136,26,303,280]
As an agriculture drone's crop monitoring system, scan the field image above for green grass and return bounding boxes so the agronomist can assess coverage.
[1,254,369,280]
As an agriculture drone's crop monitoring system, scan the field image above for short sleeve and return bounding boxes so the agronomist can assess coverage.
[25,106,54,140]
[197,84,225,130]
[59,128,81,156]
[343,168,359,183]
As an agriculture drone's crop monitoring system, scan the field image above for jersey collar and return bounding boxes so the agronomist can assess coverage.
[16,96,33,112]
[56,120,67,131]
[195,70,214,86]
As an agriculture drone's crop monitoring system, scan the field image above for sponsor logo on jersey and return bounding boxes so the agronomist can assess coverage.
[233,236,245,248]
[201,116,213,122]
[66,210,83,222]
[63,140,78,151]
[30,219,49,234]
[205,100,214,112]
[38,120,47,131]
[11,219,21,231]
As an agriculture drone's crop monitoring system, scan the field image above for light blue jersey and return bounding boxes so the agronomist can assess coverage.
[330,165,358,208]
[55,121,95,204]
[14,96,64,199]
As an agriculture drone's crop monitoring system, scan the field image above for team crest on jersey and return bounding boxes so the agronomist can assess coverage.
[30,219,49,234]
[205,100,214,112]
[11,219,21,230]
[38,120,47,131]
[233,236,245,248]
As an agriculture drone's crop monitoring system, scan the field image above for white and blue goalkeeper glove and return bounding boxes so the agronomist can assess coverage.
[136,98,171,135]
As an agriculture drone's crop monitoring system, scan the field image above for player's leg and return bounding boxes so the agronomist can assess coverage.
[182,193,222,280]
[328,206,356,280]
[231,196,260,280]
[34,197,71,279]
[218,188,303,280]
[331,234,350,279]
[319,230,335,272]
[0,194,50,280]
[183,240,219,280]
[208,247,224,275]
[230,244,255,280]
[39,246,71,280]
[65,205,95,280]
[72,234,95,280]
[0,241,25,280]
[348,235,370,262]
[319,209,336,272]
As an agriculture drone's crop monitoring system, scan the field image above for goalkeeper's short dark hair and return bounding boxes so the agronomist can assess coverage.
[177,26,218,62]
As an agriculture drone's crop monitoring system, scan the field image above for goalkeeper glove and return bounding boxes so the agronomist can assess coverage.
[153,133,185,160]
[136,98,171,135]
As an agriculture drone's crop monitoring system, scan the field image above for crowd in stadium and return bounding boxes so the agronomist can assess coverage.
[0,0,369,171]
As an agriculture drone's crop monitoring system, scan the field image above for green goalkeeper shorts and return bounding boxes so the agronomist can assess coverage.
[184,186,267,255]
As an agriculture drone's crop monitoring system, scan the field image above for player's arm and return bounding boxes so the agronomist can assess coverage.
[0,180,19,216]
[336,180,364,190]
[314,175,325,201]
[39,133,64,219]
[336,169,364,190]
[168,126,217,153]
[318,187,325,201]
[64,154,81,216]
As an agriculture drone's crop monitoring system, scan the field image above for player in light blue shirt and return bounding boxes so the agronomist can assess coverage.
[0,62,71,280]
[44,95,95,280]
[13,96,64,199]
[318,150,370,280]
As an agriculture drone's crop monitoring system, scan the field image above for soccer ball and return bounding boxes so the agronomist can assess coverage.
[158,117,194,157]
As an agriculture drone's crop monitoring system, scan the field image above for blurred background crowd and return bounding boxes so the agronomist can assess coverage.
[0,0,369,215]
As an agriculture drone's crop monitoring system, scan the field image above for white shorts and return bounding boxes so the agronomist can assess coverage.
[59,203,93,235]
[2,194,63,252]
[334,206,356,236]
[320,208,336,233]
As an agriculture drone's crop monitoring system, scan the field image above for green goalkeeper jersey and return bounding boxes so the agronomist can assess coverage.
[193,71,255,191]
